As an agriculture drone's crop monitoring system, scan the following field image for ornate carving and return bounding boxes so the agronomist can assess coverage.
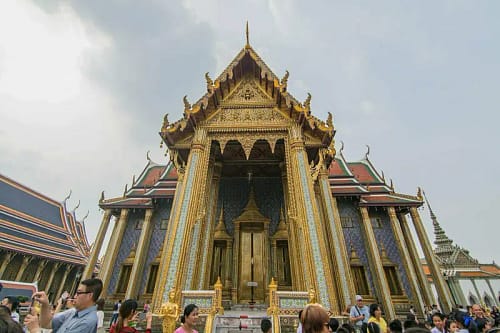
[214,132,284,158]
[208,108,287,125]
[222,77,272,105]
[205,72,214,92]
[326,112,333,128]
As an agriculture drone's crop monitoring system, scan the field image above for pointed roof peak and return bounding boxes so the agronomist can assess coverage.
[245,21,250,48]
[423,190,455,252]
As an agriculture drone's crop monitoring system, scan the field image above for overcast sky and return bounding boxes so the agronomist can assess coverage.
[1,1,498,264]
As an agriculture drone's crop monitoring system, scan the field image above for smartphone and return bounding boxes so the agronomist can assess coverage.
[138,312,146,321]
[28,297,35,313]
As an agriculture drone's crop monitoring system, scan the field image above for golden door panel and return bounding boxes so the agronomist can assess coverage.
[239,230,265,303]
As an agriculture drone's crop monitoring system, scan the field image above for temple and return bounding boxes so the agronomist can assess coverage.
[86,34,455,321]
[422,193,499,307]
[0,174,91,302]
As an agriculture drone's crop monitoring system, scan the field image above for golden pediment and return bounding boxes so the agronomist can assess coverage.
[222,76,274,106]
[206,107,289,126]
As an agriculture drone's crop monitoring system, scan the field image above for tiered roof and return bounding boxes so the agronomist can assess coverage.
[100,159,177,209]
[159,40,335,152]
[0,174,91,265]
[101,149,422,209]
[327,148,422,207]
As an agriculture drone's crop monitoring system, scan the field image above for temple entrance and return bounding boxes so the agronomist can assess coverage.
[238,226,265,303]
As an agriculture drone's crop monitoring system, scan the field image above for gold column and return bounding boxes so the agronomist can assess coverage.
[154,128,211,306]
[193,157,219,289]
[33,259,48,283]
[387,207,426,315]
[398,212,434,307]
[99,208,130,298]
[409,207,453,313]
[285,126,338,311]
[263,220,270,302]
[44,262,61,293]
[225,240,233,289]
[152,165,186,310]
[126,208,154,299]
[15,256,33,281]
[318,170,356,308]
[82,209,112,280]
[0,252,14,278]
[231,223,240,303]
[271,239,278,278]
[280,164,303,291]
[359,207,395,320]
[55,265,71,299]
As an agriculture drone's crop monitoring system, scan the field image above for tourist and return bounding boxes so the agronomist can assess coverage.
[110,300,122,328]
[300,303,330,333]
[110,299,152,333]
[28,277,102,333]
[297,310,303,333]
[0,305,23,333]
[368,304,389,333]
[261,318,272,333]
[350,295,369,333]
[328,318,340,333]
[1,296,20,323]
[445,319,459,333]
[388,319,402,333]
[96,299,105,333]
[176,304,199,333]
[431,313,446,333]
[143,300,151,313]
[453,310,478,333]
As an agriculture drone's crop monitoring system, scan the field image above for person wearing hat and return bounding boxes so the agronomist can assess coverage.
[350,295,369,333]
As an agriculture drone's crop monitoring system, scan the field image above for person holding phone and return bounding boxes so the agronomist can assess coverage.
[109,299,152,333]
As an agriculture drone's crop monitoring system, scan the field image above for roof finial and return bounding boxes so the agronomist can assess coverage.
[100,191,105,203]
[340,140,345,153]
[81,210,89,223]
[63,189,72,205]
[417,187,423,200]
[365,145,370,159]
[147,150,151,161]
[245,21,250,48]
[72,200,80,212]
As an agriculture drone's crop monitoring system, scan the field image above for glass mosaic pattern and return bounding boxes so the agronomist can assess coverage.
[297,152,329,308]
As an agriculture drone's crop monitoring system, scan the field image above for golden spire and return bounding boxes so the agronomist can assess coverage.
[245,21,250,48]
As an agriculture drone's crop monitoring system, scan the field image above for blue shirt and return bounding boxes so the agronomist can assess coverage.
[52,305,98,333]
[350,305,370,326]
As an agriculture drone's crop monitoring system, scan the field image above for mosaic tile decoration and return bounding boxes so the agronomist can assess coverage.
[320,177,351,304]
[182,296,213,309]
[217,177,284,235]
[297,152,329,309]
[138,201,172,295]
[279,297,308,309]
[184,220,201,289]
[370,209,412,298]
[163,153,199,301]
[197,183,218,290]
[338,199,376,295]
[108,210,142,294]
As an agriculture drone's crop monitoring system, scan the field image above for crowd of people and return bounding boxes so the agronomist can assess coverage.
[1,281,500,333]
[293,295,500,333]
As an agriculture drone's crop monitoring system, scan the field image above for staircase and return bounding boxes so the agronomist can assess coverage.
[214,304,270,333]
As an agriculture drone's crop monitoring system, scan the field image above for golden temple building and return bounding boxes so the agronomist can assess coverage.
[83,32,454,323]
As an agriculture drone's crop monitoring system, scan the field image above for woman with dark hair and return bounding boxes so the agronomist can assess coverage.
[368,304,388,333]
[0,305,23,333]
[453,310,478,333]
[300,303,330,333]
[431,313,445,333]
[175,304,199,333]
[110,299,152,333]
[445,319,459,333]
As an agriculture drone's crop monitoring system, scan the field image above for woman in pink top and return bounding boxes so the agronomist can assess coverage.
[175,304,199,333]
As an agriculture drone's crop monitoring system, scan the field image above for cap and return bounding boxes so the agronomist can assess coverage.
[355,295,363,301]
